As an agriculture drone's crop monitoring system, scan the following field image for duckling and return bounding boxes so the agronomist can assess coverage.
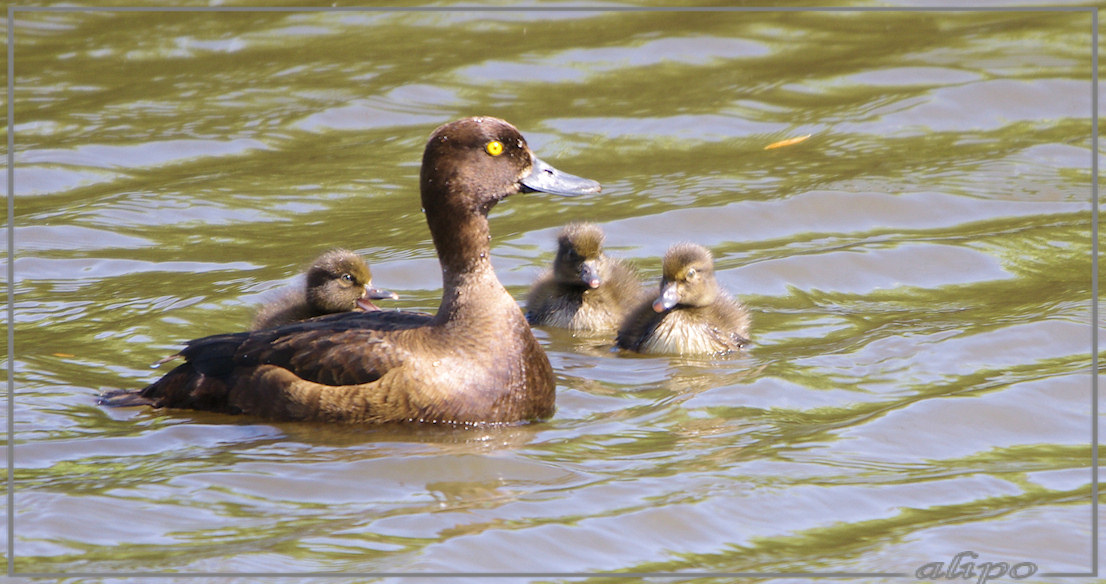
[526,222,645,332]
[616,243,750,356]
[251,248,398,330]
[100,116,601,424]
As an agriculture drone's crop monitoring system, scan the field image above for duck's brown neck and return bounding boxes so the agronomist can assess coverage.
[426,203,492,275]
[434,262,513,326]
[424,198,514,323]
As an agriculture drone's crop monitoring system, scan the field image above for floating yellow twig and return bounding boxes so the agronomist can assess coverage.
[764,134,812,150]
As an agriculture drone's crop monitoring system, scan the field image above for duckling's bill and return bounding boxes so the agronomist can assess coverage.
[356,286,399,311]
[653,283,680,313]
[581,261,601,288]
[520,156,601,197]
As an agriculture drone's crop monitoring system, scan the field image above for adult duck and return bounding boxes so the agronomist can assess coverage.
[101,117,600,424]
[525,222,645,332]
[251,248,397,330]
[616,243,750,356]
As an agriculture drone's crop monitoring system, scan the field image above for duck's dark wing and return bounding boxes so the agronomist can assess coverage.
[102,310,433,412]
[234,310,433,384]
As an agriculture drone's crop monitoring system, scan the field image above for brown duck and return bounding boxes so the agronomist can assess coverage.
[251,248,398,330]
[101,117,600,424]
[616,243,750,356]
[525,222,645,332]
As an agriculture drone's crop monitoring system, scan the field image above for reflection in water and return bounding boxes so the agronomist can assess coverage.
[10,7,1095,577]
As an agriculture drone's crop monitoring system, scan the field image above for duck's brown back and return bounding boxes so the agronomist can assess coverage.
[108,286,554,424]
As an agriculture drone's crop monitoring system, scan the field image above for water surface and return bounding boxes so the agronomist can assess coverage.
[6,6,1099,581]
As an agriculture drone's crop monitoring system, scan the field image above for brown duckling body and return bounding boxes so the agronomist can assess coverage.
[525,222,645,332]
[251,248,397,330]
[101,117,600,424]
[616,243,750,356]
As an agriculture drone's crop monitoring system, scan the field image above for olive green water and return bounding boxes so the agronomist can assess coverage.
[5,6,1100,582]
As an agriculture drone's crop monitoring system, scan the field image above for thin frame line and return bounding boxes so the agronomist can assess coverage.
[12,572,911,579]
[5,5,1097,12]
[6,3,15,580]
[1090,5,1100,580]
[4,4,1099,579]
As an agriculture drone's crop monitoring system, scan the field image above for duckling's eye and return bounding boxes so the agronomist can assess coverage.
[341,273,355,283]
[485,140,504,156]
[686,268,698,280]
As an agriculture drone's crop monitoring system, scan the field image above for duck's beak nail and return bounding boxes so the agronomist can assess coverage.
[519,156,601,197]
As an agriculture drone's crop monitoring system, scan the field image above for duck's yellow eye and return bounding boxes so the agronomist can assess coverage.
[485,140,504,156]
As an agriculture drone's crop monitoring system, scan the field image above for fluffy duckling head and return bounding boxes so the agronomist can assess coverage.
[653,243,720,312]
[305,249,397,313]
[553,222,606,289]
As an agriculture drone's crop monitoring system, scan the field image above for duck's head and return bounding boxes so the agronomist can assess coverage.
[652,243,720,312]
[305,249,398,313]
[420,117,600,218]
[554,222,606,289]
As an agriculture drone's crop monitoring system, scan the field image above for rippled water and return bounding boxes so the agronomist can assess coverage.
[6,6,1100,581]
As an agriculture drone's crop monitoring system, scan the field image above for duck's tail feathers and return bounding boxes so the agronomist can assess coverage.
[98,388,159,408]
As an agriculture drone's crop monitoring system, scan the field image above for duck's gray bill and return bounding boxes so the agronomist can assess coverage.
[520,156,601,197]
